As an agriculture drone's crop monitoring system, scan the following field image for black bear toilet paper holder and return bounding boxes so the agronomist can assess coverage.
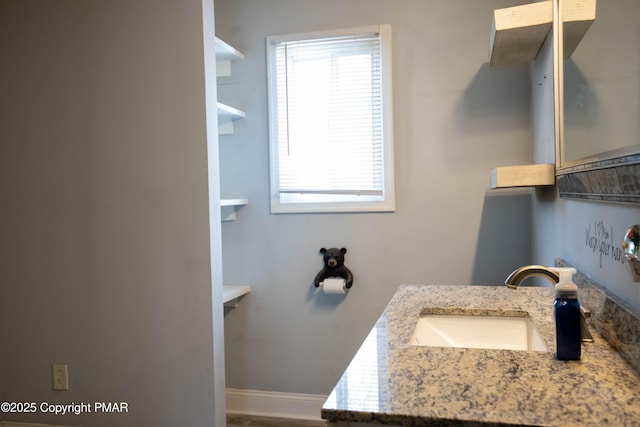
[314,247,354,289]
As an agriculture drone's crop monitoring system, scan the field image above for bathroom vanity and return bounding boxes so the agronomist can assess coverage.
[321,284,640,426]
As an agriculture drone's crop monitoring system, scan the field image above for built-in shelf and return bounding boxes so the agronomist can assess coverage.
[217,102,246,135]
[489,1,553,66]
[215,37,244,77]
[216,39,250,310]
[490,164,555,189]
[215,37,245,135]
[220,198,249,207]
[220,198,249,221]
[223,285,250,308]
[215,38,247,219]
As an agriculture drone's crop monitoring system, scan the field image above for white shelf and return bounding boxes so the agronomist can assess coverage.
[489,1,553,66]
[490,164,555,188]
[220,198,249,221]
[220,198,249,207]
[215,37,244,77]
[217,102,246,135]
[215,37,244,61]
[223,285,250,308]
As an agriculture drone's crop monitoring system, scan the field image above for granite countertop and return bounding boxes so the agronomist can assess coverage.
[321,285,640,426]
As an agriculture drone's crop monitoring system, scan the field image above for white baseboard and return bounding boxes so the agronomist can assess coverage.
[225,388,328,421]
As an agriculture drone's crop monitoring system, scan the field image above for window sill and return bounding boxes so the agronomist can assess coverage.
[271,200,395,214]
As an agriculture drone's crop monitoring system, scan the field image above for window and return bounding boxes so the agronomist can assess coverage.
[267,25,394,213]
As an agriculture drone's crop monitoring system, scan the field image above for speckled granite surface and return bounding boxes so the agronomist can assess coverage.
[321,285,640,426]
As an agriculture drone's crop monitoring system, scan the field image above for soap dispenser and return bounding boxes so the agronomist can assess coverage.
[551,267,581,360]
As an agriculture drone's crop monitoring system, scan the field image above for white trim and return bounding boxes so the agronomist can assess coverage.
[225,388,327,421]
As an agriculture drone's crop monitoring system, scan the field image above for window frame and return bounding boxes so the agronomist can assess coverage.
[266,24,395,214]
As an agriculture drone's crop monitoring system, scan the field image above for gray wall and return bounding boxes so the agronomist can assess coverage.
[534,198,640,311]
[216,0,535,395]
[0,1,225,426]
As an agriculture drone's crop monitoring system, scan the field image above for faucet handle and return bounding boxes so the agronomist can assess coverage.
[622,225,640,282]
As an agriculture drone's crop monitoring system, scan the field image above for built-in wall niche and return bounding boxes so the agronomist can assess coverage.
[215,36,249,220]
[215,37,251,307]
[215,37,245,136]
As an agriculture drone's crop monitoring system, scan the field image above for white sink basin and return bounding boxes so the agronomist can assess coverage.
[410,312,547,351]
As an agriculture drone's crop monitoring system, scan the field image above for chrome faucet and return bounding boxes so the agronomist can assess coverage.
[505,265,594,343]
[505,265,559,289]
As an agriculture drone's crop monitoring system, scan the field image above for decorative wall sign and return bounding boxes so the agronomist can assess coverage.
[585,219,627,268]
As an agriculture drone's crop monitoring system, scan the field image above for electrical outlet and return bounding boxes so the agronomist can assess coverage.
[52,364,69,390]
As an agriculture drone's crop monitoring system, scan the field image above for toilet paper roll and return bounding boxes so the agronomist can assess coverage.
[322,278,346,294]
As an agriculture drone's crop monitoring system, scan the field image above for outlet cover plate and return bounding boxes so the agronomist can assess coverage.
[52,363,69,390]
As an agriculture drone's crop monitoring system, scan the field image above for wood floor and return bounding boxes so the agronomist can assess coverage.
[227,414,326,427]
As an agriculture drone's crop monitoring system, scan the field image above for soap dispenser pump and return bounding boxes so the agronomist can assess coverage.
[551,267,581,360]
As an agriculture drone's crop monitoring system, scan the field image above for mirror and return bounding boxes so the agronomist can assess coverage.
[557,0,640,202]
[562,0,640,165]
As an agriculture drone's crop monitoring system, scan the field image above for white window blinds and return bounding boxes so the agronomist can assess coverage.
[267,25,394,213]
